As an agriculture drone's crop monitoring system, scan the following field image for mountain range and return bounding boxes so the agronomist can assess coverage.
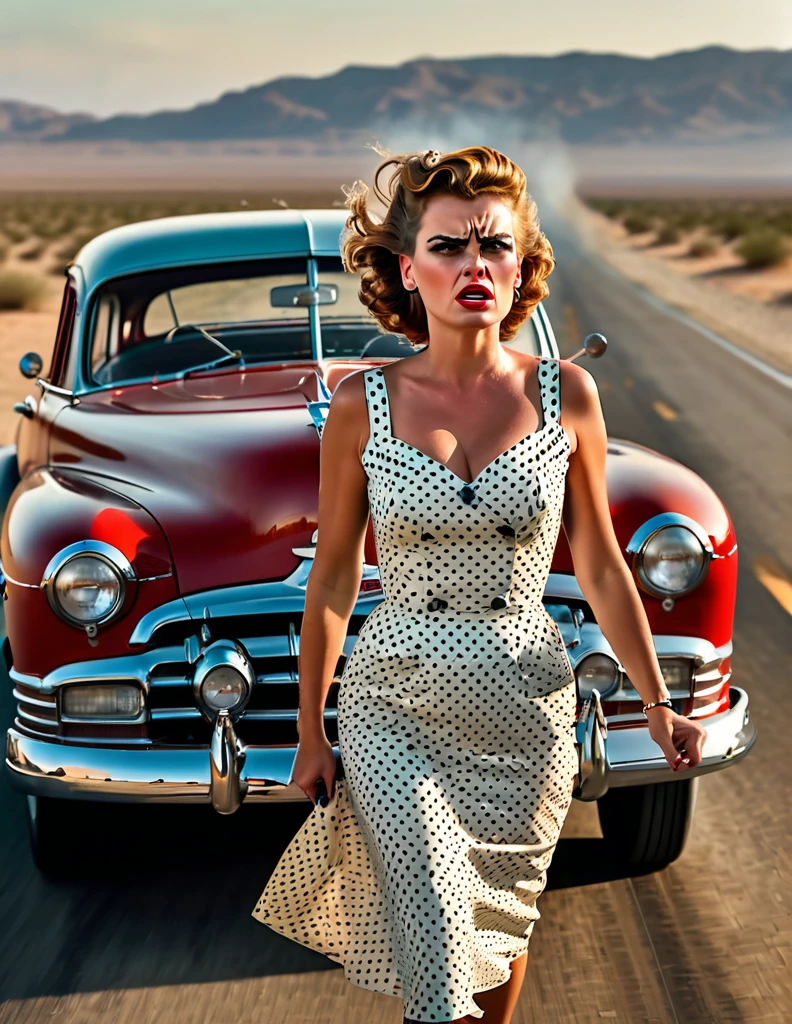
[1,46,790,146]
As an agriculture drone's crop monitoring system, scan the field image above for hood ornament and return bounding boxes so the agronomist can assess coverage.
[305,370,333,438]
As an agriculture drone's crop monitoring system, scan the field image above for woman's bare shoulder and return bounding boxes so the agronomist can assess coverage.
[326,368,371,460]
[557,358,602,414]
[557,358,605,454]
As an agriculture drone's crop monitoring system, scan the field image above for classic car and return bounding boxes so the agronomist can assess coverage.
[0,208,756,875]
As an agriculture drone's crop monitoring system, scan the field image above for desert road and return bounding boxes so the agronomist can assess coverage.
[1,218,790,1024]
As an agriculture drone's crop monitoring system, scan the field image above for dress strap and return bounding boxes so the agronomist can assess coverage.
[363,367,393,443]
[537,357,561,428]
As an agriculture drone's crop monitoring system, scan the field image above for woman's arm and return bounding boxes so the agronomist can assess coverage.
[296,369,372,745]
[560,361,706,772]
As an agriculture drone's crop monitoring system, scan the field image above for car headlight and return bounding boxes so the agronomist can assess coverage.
[627,514,712,599]
[575,652,620,700]
[192,639,254,719]
[42,541,136,627]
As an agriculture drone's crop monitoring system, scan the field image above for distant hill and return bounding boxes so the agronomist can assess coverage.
[0,100,96,141]
[2,46,791,145]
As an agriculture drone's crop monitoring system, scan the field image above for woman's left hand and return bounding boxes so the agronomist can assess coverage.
[646,708,707,772]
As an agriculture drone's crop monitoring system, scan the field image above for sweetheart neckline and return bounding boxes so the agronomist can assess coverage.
[369,362,568,487]
[361,419,570,488]
[392,421,567,488]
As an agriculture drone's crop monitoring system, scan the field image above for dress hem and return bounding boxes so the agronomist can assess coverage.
[253,910,532,1022]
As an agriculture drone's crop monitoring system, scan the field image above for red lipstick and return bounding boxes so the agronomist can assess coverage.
[455,282,494,310]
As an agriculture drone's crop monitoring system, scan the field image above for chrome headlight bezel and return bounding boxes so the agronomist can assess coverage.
[626,513,713,599]
[41,540,137,627]
[192,638,255,720]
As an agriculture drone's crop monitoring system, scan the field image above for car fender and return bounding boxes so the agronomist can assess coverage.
[1,467,179,678]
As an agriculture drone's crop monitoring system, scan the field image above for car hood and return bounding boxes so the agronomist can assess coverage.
[49,362,367,595]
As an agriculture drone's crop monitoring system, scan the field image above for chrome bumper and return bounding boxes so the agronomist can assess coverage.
[604,684,756,787]
[5,686,756,810]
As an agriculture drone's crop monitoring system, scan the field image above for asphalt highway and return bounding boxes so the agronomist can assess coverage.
[1,219,789,1024]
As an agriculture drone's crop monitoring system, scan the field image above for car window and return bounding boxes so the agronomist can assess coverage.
[86,257,312,387]
[49,281,78,388]
[143,274,312,335]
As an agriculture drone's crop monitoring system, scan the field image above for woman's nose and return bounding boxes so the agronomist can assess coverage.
[465,253,488,277]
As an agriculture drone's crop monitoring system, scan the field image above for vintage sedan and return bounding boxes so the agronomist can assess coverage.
[0,209,756,875]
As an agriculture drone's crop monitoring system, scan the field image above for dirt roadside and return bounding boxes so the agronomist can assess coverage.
[572,201,792,376]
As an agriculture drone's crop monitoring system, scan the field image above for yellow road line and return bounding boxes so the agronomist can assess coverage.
[754,556,792,616]
[653,400,678,421]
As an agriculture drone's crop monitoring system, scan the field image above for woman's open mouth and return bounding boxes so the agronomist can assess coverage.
[455,284,494,310]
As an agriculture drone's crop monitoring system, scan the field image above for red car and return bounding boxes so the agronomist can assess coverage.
[0,209,756,875]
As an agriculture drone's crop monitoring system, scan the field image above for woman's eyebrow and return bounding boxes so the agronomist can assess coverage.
[426,231,514,244]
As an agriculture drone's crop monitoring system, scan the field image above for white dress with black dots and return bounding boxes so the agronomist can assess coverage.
[253,357,579,1023]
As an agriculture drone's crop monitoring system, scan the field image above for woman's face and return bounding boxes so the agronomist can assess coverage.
[399,192,522,332]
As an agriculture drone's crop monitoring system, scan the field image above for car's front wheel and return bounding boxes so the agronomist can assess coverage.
[597,777,699,872]
[26,795,86,877]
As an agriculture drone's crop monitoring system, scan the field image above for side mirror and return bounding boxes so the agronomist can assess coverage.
[20,352,43,379]
[270,284,338,307]
[566,333,607,364]
[582,333,607,358]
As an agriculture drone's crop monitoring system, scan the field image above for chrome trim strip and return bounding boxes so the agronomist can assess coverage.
[35,378,77,400]
[2,572,41,590]
[15,708,58,728]
[128,597,193,645]
[129,559,383,645]
[149,707,338,722]
[11,688,55,709]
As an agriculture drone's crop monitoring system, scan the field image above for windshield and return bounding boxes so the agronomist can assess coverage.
[86,254,542,388]
[87,257,318,387]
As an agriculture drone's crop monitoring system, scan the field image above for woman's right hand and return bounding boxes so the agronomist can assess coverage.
[291,732,338,805]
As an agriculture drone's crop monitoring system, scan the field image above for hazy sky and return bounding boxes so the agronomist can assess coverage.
[2,0,789,117]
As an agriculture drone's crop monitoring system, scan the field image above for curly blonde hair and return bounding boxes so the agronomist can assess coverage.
[340,145,554,347]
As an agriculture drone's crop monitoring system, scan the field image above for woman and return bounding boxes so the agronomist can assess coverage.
[253,145,706,1024]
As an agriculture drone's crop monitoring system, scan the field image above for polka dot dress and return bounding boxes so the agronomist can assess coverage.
[253,357,579,1023]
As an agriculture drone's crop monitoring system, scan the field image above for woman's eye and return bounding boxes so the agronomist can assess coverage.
[430,241,511,253]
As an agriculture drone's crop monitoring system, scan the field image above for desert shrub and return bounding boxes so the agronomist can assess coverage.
[17,239,47,260]
[671,207,707,230]
[768,208,792,235]
[735,228,788,268]
[1,223,28,244]
[28,219,62,240]
[688,236,719,258]
[595,199,629,218]
[654,224,680,245]
[711,210,752,241]
[0,270,46,310]
[623,212,654,234]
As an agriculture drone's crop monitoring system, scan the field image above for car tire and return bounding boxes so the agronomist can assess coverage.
[596,777,699,872]
[26,795,85,877]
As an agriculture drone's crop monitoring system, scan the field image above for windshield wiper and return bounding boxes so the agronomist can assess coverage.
[163,323,246,379]
[180,350,245,379]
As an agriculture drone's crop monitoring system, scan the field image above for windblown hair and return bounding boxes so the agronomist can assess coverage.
[340,145,554,347]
